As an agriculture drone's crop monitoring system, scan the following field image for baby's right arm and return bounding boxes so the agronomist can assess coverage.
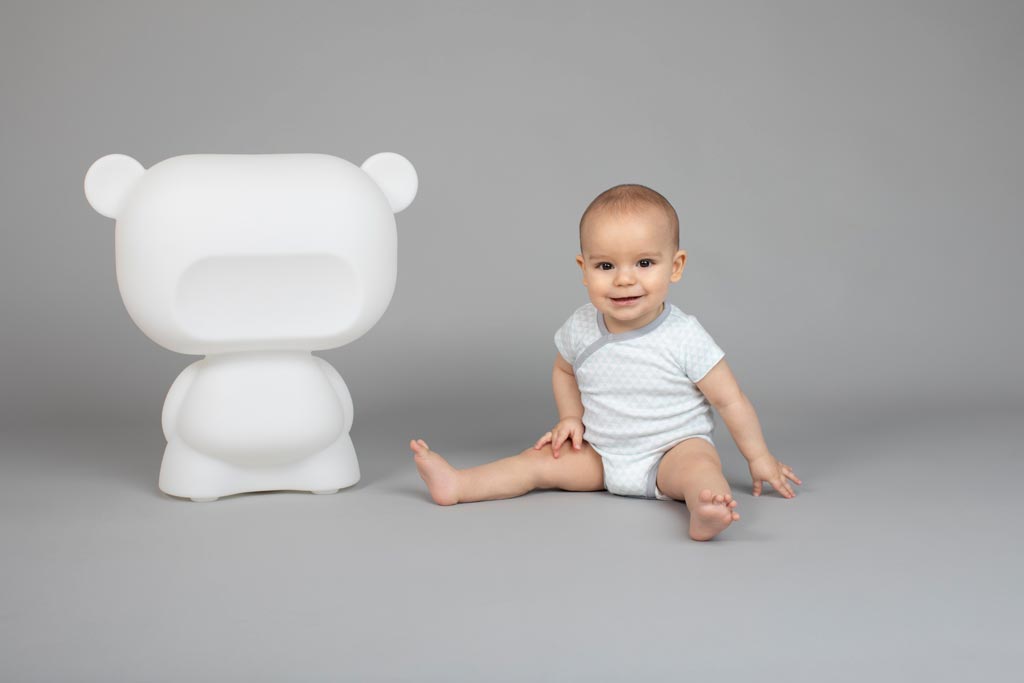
[533,354,585,458]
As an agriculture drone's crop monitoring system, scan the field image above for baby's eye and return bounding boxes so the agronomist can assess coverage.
[597,262,614,271]
[638,259,654,268]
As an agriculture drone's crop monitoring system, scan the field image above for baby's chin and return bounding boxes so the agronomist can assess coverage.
[600,297,666,328]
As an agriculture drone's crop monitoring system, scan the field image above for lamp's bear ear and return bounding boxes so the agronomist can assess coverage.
[84,154,145,219]
[361,152,418,214]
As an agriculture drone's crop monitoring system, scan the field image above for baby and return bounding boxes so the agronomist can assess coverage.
[411,184,801,541]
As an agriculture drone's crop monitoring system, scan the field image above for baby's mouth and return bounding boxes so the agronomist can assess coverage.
[611,295,643,305]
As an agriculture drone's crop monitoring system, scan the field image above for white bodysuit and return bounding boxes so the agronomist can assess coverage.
[554,303,725,499]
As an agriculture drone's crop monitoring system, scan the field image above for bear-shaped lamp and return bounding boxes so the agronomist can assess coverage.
[85,152,417,501]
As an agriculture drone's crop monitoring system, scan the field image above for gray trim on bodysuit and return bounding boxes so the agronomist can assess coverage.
[645,463,661,499]
[572,304,673,373]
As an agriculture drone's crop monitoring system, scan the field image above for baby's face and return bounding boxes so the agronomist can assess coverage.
[576,206,686,334]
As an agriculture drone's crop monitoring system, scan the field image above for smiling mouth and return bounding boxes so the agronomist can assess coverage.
[611,295,642,305]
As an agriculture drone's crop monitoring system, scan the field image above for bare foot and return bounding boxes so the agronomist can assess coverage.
[688,489,740,541]
[410,439,460,506]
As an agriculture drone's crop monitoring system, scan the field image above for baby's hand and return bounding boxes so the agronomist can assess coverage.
[748,454,802,499]
[534,417,584,458]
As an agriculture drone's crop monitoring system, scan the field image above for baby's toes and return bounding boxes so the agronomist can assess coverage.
[410,439,434,458]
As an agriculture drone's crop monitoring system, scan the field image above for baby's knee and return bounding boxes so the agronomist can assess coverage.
[521,443,593,489]
[664,440,722,471]
[518,444,555,467]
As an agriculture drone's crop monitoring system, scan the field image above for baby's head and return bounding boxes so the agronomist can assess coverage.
[579,184,679,253]
[576,184,686,333]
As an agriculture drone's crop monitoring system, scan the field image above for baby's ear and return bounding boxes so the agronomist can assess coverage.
[84,154,145,219]
[361,152,418,214]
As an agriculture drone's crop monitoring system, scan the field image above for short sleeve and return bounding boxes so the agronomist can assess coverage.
[554,315,576,365]
[680,316,725,383]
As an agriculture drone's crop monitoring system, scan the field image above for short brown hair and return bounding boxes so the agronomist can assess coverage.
[579,184,679,250]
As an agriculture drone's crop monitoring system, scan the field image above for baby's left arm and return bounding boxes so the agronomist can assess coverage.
[696,360,802,498]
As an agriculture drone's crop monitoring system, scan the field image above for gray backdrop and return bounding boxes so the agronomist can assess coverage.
[2,1,1021,681]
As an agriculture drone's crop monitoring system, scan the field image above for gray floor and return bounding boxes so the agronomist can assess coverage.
[2,401,1021,682]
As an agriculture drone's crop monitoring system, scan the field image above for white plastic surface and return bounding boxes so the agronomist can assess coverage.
[85,152,417,500]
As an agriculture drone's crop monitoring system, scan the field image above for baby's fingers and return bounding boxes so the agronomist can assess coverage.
[752,479,763,497]
[782,465,802,485]
[534,431,553,450]
[774,477,796,498]
[552,430,569,458]
[572,429,583,450]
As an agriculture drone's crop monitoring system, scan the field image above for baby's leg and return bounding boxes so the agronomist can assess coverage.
[410,438,604,505]
[656,438,739,541]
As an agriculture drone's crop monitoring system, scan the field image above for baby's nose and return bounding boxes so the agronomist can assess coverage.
[614,267,636,284]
